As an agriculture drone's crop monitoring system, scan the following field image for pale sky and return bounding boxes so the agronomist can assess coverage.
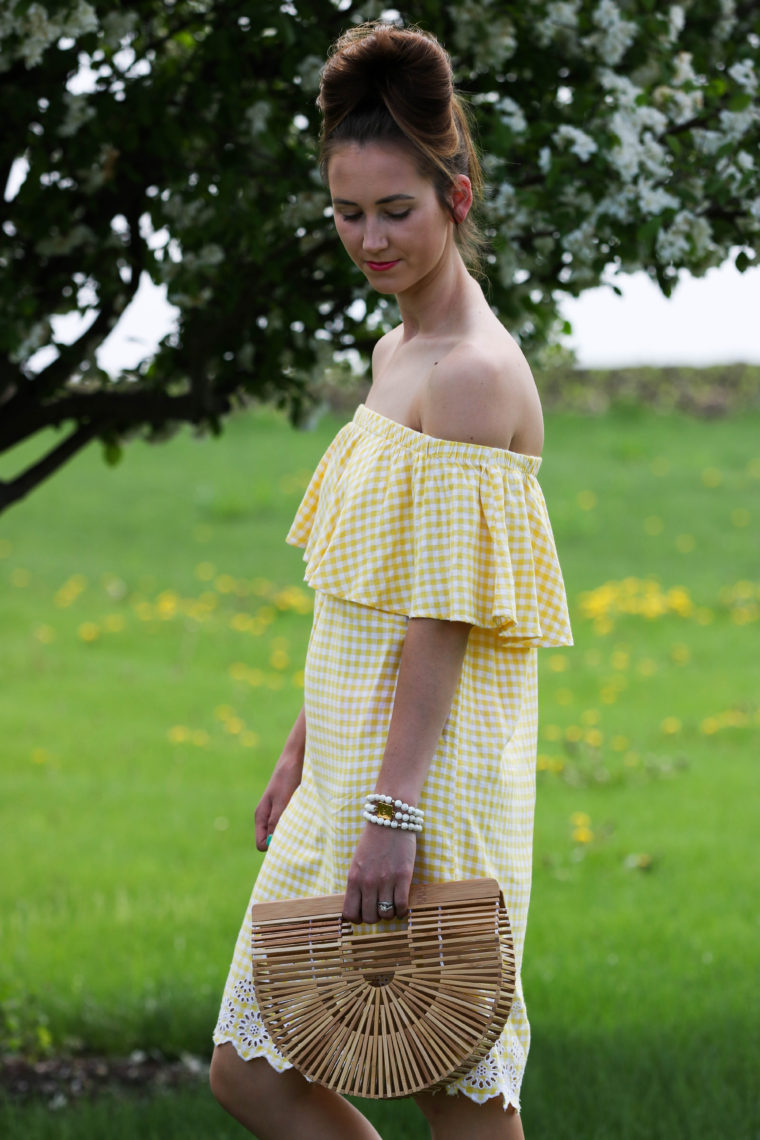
[96,257,760,376]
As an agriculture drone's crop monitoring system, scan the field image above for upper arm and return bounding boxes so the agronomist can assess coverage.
[420,342,534,451]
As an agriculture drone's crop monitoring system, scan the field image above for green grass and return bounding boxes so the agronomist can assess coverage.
[1,403,758,1138]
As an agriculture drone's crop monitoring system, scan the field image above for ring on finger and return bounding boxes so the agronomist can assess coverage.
[378,900,394,914]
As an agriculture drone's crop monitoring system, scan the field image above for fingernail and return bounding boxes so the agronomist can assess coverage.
[266,834,273,847]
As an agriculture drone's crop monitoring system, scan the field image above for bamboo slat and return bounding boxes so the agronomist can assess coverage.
[251,878,515,1098]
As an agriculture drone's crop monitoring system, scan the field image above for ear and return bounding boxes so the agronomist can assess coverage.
[449,175,473,225]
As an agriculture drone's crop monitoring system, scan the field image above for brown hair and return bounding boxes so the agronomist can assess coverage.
[318,22,485,272]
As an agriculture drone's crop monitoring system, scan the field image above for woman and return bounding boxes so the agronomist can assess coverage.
[210,21,572,1139]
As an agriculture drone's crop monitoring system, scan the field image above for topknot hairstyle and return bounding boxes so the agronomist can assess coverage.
[318,22,485,272]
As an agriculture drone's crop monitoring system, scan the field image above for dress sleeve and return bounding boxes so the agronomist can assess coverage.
[286,423,572,648]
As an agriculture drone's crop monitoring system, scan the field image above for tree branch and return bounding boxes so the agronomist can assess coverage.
[0,421,101,514]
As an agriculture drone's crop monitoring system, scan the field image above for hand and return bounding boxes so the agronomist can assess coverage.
[342,823,417,925]
[254,751,302,852]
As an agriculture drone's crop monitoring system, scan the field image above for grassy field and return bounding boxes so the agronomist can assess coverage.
[1,403,758,1138]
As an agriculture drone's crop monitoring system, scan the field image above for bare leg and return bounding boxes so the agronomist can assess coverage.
[209,1043,383,1139]
[414,1089,526,1140]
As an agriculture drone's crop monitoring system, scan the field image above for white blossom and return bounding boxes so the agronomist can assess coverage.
[636,179,678,216]
[534,1,581,48]
[656,210,713,263]
[728,59,758,94]
[719,105,759,143]
[590,0,637,65]
[245,101,270,136]
[666,5,686,44]
[538,147,552,174]
[66,1,98,38]
[555,124,597,161]
[716,0,737,41]
[672,51,696,87]
[58,91,96,137]
[298,54,324,95]
[495,97,527,135]
[101,10,138,48]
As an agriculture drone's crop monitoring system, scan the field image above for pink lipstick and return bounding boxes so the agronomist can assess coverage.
[366,260,400,271]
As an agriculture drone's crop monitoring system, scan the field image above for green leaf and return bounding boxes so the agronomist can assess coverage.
[102,441,123,467]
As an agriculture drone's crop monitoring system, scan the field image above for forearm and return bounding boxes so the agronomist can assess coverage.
[279,705,306,770]
[374,617,470,804]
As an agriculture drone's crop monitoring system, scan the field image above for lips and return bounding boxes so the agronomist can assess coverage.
[366,260,400,271]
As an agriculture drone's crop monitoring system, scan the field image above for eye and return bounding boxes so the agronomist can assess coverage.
[387,209,411,220]
[338,212,361,222]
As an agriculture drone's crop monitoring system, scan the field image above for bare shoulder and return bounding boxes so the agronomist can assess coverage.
[421,336,543,455]
[371,326,402,378]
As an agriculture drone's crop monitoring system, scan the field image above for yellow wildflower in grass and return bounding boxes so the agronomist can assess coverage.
[168,726,190,743]
[581,708,600,725]
[214,705,236,722]
[256,605,276,626]
[572,826,594,843]
[543,724,563,741]
[54,574,87,607]
[644,516,664,535]
[195,562,216,581]
[565,725,583,743]
[235,579,251,597]
[670,643,691,665]
[11,568,30,587]
[624,751,640,767]
[270,650,290,670]
[556,688,574,705]
[228,662,249,682]
[33,624,56,643]
[699,716,720,735]
[661,716,682,736]
[251,578,273,596]
[103,614,125,633]
[571,811,591,827]
[584,728,603,748]
[731,508,750,528]
[600,686,618,705]
[230,613,254,632]
[637,659,658,677]
[134,602,154,622]
[247,669,265,687]
[156,590,179,619]
[215,574,237,595]
[611,649,629,671]
[577,490,597,511]
[31,748,50,764]
[548,654,568,672]
[611,735,630,751]
[78,622,100,642]
[241,731,260,748]
[701,467,722,487]
[292,670,305,688]
[274,586,313,614]
[191,730,210,747]
[223,717,244,735]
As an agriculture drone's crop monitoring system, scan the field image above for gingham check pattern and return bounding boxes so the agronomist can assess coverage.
[213,405,573,1110]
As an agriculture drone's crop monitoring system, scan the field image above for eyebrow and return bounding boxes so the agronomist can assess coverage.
[332,194,416,206]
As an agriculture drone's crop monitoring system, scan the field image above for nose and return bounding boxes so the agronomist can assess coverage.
[362,216,389,254]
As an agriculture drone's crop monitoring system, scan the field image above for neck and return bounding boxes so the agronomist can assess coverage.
[396,244,480,339]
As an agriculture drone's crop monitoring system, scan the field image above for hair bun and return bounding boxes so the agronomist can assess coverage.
[319,23,453,142]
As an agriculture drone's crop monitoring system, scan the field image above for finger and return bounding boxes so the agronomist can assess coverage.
[393,880,411,920]
[377,881,396,922]
[254,796,273,851]
[361,887,378,926]
[342,882,361,925]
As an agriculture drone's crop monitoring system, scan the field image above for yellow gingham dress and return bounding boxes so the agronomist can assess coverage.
[213,404,572,1110]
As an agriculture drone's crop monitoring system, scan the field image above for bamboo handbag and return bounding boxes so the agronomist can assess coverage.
[251,878,515,1098]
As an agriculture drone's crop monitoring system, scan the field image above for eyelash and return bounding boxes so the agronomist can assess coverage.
[339,209,411,222]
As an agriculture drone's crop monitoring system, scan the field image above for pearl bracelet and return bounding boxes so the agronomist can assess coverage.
[363,793,424,833]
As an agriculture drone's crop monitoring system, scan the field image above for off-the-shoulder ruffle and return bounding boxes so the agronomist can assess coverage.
[286,405,572,648]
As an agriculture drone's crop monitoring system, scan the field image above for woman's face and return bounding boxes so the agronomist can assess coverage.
[327,141,467,295]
